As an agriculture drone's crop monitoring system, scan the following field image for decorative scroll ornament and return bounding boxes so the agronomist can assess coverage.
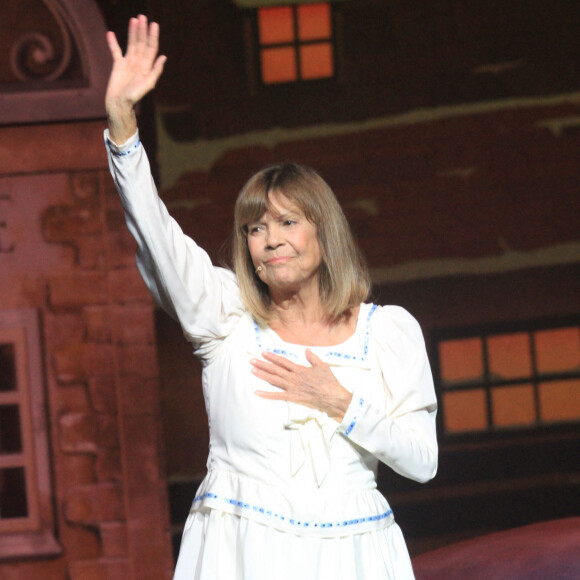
[10,32,72,83]
[0,0,110,125]
[4,0,74,84]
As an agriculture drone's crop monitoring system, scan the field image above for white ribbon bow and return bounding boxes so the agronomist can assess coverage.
[285,404,338,487]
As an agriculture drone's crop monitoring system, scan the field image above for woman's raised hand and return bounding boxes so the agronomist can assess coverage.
[105,15,166,144]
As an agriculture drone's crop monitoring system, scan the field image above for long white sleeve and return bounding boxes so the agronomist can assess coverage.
[339,306,438,483]
[105,130,244,360]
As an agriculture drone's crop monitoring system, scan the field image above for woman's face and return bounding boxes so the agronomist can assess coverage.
[247,191,322,297]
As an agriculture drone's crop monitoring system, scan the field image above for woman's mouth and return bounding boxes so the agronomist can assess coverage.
[265,256,292,265]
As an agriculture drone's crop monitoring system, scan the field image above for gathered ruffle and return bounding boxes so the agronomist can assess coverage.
[174,509,414,580]
[190,469,394,537]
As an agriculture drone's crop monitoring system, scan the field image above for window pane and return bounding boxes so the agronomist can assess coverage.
[0,405,23,453]
[261,47,297,84]
[491,384,536,427]
[299,43,333,79]
[443,389,487,433]
[298,3,331,41]
[0,467,28,518]
[535,327,580,374]
[258,7,295,45]
[439,338,484,385]
[0,344,17,392]
[487,333,532,380]
[539,379,580,423]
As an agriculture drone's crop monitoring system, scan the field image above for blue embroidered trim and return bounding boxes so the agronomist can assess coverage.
[193,492,392,529]
[252,323,299,359]
[107,138,141,157]
[344,397,365,436]
[323,304,378,362]
[253,303,378,362]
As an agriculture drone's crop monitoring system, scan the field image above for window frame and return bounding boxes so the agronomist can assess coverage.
[431,314,580,442]
[0,309,60,560]
[245,2,342,89]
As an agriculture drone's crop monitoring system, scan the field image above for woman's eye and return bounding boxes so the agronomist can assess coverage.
[248,225,262,234]
[283,219,295,226]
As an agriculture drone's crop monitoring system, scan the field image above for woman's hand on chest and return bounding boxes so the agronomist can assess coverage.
[251,349,353,422]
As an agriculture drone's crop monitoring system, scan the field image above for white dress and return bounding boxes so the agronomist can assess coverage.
[106,131,438,580]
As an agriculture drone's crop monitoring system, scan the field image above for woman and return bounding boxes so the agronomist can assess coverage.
[105,16,438,580]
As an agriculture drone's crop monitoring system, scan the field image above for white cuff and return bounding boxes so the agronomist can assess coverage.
[104,129,140,156]
[339,392,366,437]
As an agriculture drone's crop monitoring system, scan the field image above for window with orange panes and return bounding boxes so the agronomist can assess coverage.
[436,319,580,435]
[257,3,335,84]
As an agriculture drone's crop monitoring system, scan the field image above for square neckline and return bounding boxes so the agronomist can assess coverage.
[250,303,379,366]
[264,303,370,349]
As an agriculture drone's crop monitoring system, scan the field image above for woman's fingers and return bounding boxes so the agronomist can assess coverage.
[251,359,289,385]
[261,351,300,371]
[253,350,329,378]
[254,390,287,401]
[151,54,167,83]
[147,21,160,52]
[124,15,158,61]
[126,17,139,57]
[305,348,325,366]
[107,15,165,98]
[251,351,351,421]
[136,14,147,45]
[106,31,123,61]
[251,351,331,392]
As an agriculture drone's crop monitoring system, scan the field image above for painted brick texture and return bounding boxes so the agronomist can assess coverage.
[161,102,580,271]
[0,121,173,580]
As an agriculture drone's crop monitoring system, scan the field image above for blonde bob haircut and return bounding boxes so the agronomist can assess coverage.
[233,162,371,326]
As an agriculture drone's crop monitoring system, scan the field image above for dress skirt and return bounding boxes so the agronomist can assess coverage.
[173,508,415,580]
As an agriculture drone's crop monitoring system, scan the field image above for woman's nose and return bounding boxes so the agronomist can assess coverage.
[265,225,283,248]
